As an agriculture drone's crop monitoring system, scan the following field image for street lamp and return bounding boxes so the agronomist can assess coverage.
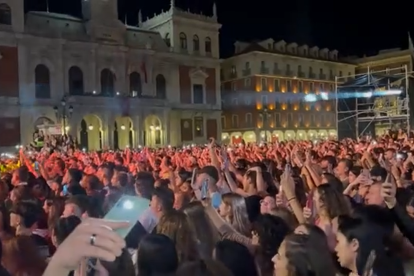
[262,107,270,142]
[54,97,73,135]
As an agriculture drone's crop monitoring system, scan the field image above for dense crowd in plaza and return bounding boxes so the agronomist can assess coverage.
[0,130,413,276]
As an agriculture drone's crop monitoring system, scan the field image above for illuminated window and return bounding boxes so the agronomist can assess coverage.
[194,117,204,137]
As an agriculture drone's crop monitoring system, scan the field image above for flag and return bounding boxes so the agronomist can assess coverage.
[141,62,147,83]
[409,32,414,53]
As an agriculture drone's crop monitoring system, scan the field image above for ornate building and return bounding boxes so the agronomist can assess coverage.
[221,39,356,143]
[0,0,221,151]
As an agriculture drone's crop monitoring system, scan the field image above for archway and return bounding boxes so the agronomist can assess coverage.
[242,131,256,143]
[296,130,307,140]
[114,116,133,149]
[230,132,242,144]
[79,114,102,150]
[272,131,284,142]
[144,115,162,147]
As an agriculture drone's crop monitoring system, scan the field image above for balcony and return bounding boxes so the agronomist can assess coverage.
[319,73,326,80]
[286,70,293,76]
[260,67,269,74]
[242,68,251,76]
[329,74,335,80]
[308,72,316,79]
[273,68,282,75]
[298,71,306,78]
[229,71,237,79]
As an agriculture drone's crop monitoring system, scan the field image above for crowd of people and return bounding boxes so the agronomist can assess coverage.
[0,130,413,276]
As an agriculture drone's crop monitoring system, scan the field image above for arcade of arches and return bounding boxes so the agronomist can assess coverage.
[222,129,338,144]
[25,111,221,149]
[75,114,165,150]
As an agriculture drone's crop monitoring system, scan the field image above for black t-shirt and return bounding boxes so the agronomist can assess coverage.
[31,234,50,258]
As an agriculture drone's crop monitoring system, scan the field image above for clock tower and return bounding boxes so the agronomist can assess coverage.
[82,0,119,25]
[81,0,125,43]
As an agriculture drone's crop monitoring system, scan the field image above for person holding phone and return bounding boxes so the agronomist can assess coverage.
[43,218,129,276]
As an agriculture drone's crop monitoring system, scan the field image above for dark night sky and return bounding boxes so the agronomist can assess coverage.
[27,0,414,58]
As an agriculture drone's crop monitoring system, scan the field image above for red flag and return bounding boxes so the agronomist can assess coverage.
[140,62,147,83]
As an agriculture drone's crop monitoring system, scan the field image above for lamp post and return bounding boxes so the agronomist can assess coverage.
[54,97,73,135]
[262,107,269,142]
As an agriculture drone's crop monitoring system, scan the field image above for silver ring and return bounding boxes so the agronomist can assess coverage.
[89,234,96,246]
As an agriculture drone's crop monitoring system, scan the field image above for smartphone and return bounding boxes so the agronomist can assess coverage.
[201,179,208,200]
[362,250,376,276]
[34,161,39,171]
[87,258,98,276]
[62,184,68,196]
[103,195,149,239]
[191,168,197,185]
[306,192,313,209]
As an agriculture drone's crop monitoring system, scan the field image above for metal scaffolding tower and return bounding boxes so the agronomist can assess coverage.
[335,66,411,139]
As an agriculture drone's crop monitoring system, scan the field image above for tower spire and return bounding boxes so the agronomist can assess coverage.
[138,10,142,26]
[170,0,175,10]
[46,0,49,12]
[212,2,217,18]
[124,14,128,25]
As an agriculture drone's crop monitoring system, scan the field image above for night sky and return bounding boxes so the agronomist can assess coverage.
[27,0,414,58]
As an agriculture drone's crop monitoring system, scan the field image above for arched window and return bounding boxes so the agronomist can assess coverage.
[205,37,212,54]
[193,35,199,52]
[68,66,84,95]
[129,72,142,97]
[0,4,11,25]
[155,74,166,99]
[100,68,115,96]
[179,33,187,50]
[34,64,51,99]
[164,33,171,47]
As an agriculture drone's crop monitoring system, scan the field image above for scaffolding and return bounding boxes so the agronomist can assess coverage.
[334,66,412,139]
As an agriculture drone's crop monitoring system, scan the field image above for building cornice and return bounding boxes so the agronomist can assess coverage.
[223,51,357,67]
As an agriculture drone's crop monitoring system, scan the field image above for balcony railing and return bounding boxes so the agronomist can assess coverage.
[242,68,251,76]
[308,72,316,79]
[319,73,326,80]
[229,71,237,79]
[273,68,282,75]
[260,67,269,74]
[298,71,305,78]
[286,70,293,76]
[329,74,335,80]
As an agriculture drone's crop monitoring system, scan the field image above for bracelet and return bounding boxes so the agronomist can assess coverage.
[287,197,296,202]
